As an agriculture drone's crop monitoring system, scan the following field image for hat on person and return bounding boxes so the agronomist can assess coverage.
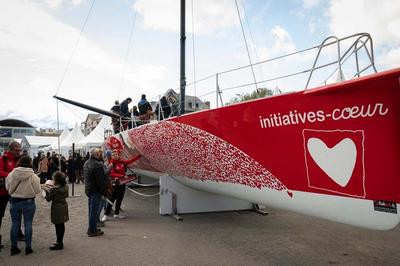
[105,150,112,158]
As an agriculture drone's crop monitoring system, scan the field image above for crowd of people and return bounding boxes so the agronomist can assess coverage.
[111,94,172,133]
[0,141,69,255]
[0,140,141,256]
[0,95,170,255]
[32,151,85,185]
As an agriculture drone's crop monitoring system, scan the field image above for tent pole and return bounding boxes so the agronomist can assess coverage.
[56,100,61,156]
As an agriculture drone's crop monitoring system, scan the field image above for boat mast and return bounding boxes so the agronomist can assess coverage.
[179,0,186,115]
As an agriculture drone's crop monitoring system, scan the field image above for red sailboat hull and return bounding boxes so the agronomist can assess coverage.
[109,68,400,230]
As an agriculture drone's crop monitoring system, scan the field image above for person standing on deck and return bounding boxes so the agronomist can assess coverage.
[111,100,121,134]
[120,98,132,130]
[137,94,153,123]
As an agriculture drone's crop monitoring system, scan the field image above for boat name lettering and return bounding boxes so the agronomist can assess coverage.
[259,103,389,128]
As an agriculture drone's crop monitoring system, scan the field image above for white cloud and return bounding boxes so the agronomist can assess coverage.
[44,0,63,10]
[327,0,400,69]
[379,47,400,69]
[0,0,169,128]
[134,0,239,34]
[40,0,86,9]
[303,0,320,10]
[71,0,85,6]
[0,1,123,78]
[308,18,317,33]
[258,25,296,59]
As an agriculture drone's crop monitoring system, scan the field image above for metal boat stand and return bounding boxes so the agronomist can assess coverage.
[160,175,254,220]
[252,204,269,216]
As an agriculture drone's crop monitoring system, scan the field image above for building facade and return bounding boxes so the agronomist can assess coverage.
[81,114,102,136]
[0,119,36,154]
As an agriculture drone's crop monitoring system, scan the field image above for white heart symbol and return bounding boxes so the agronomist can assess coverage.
[307,138,357,187]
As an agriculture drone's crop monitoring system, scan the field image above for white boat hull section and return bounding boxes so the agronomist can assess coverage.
[133,168,163,180]
[159,175,253,214]
[172,175,400,230]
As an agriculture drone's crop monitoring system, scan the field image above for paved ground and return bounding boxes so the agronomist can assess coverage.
[0,183,399,265]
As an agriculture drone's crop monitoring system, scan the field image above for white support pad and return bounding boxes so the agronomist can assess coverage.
[159,175,253,215]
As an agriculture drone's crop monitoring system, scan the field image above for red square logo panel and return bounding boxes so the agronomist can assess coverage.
[303,129,365,198]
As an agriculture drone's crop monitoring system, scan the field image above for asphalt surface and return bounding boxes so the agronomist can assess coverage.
[0,183,399,265]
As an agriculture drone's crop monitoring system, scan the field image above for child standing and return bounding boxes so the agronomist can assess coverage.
[45,171,69,250]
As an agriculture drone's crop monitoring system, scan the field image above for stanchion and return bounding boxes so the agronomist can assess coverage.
[70,143,81,198]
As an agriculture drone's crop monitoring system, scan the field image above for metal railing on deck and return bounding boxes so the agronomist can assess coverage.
[184,32,379,108]
[305,33,377,89]
[115,33,379,132]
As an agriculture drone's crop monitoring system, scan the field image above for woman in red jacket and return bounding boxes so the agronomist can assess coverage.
[101,150,140,221]
[0,141,25,250]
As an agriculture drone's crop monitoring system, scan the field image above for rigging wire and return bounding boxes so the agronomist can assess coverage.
[185,37,339,98]
[191,0,197,103]
[54,0,97,96]
[234,0,258,92]
[126,186,160,197]
[319,44,364,86]
[118,5,138,99]
[169,44,321,104]
[56,100,61,154]
[221,68,311,92]
[186,73,215,87]
[59,101,87,121]
[240,0,266,86]
[61,101,113,135]
[60,101,113,141]
[53,0,96,152]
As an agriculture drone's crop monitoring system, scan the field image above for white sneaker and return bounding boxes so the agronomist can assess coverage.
[101,215,111,222]
[113,214,125,219]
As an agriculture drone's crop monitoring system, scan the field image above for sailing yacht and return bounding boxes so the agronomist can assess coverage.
[56,1,400,230]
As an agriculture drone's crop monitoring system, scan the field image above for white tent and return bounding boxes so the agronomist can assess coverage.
[58,127,71,143]
[49,127,71,150]
[22,136,58,158]
[59,123,85,156]
[76,116,111,150]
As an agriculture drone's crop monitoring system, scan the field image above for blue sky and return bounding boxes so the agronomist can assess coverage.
[0,0,399,129]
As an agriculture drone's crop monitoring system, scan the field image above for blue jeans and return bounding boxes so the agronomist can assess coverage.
[88,193,101,233]
[96,198,105,223]
[9,198,36,247]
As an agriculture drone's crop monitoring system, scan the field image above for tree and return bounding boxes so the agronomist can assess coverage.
[225,88,273,106]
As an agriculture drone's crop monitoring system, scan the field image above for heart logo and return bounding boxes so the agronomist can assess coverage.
[307,138,357,187]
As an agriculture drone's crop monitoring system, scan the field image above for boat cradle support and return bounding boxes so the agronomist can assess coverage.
[159,175,267,219]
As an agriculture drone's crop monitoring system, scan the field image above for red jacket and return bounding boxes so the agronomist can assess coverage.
[0,151,19,196]
[109,155,141,180]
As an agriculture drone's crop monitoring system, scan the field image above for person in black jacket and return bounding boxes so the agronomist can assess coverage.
[137,94,152,115]
[74,153,84,184]
[155,96,172,120]
[111,100,121,134]
[66,155,75,184]
[83,148,107,237]
[45,171,69,250]
[120,98,132,130]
